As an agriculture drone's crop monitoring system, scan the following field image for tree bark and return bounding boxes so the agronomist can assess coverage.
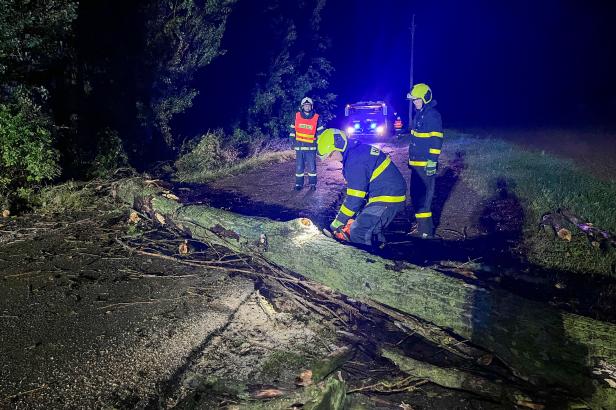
[381,348,531,404]
[114,179,616,408]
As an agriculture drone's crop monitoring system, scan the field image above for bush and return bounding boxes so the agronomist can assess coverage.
[175,129,238,180]
[174,128,293,182]
[0,98,60,206]
[88,128,130,178]
[37,181,96,215]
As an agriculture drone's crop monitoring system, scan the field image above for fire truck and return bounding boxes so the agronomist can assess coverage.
[343,101,390,138]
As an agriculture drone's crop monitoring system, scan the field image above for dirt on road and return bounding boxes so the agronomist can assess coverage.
[0,203,331,408]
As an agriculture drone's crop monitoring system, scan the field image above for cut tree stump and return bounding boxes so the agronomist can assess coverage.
[114,179,616,408]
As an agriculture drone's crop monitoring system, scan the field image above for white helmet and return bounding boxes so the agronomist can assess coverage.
[301,97,313,107]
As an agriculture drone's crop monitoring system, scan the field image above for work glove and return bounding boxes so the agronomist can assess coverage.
[426,160,437,176]
[330,219,344,233]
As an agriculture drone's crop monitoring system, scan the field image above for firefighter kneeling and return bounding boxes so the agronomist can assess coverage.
[318,128,406,248]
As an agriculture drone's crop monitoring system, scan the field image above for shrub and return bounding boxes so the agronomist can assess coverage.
[88,128,130,178]
[0,99,60,205]
[175,129,238,180]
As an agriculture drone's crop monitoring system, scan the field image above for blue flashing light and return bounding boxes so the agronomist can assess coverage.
[354,123,360,129]
[370,122,377,129]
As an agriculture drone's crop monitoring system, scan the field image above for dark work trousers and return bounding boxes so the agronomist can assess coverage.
[410,165,436,236]
[350,203,404,246]
[295,148,317,188]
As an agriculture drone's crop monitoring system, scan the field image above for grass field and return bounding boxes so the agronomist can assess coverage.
[446,130,616,276]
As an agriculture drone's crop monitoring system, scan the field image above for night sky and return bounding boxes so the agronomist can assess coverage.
[184,0,616,136]
[325,0,616,128]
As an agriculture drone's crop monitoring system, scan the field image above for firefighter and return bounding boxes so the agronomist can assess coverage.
[289,97,325,190]
[393,115,403,135]
[318,128,406,248]
[407,83,443,238]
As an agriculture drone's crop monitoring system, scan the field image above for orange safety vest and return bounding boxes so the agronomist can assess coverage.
[294,112,319,143]
[394,120,403,129]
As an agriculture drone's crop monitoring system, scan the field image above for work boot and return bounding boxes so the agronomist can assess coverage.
[309,185,316,191]
[294,185,303,191]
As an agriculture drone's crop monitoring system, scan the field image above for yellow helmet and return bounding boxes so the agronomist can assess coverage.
[317,128,348,157]
[409,83,432,104]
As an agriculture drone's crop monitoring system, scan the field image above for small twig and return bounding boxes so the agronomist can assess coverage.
[1,384,49,403]
[97,295,189,310]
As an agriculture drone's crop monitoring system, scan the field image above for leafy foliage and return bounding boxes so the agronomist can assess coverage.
[174,128,293,182]
[247,0,336,138]
[0,0,77,82]
[0,95,60,197]
[88,128,130,178]
[175,129,238,180]
[139,0,237,148]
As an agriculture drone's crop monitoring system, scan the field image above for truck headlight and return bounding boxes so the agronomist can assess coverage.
[346,126,355,135]
[370,123,377,129]
[376,125,384,135]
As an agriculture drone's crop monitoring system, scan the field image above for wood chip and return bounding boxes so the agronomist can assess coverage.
[516,400,545,410]
[254,388,284,399]
[128,211,140,224]
[178,240,189,255]
[606,378,616,388]
[557,228,572,241]
[295,369,313,387]
[299,218,312,226]
[155,213,166,225]
[2,209,10,218]
[162,192,179,201]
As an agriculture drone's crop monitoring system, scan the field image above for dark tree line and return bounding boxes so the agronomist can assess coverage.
[0,0,335,205]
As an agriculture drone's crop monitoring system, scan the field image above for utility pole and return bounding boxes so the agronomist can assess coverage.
[408,14,416,131]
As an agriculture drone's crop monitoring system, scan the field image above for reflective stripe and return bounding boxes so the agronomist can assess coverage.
[296,132,316,143]
[415,212,432,218]
[289,133,295,137]
[429,148,441,154]
[316,126,324,131]
[368,195,406,204]
[289,125,295,128]
[412,130,444,138]
[307,173,317,176]
[409,160,428,166]
[370,156,391,182]
[295,173,304,177]
[347,188,367,198]
[294,147,316,151]
[340,204,355,217]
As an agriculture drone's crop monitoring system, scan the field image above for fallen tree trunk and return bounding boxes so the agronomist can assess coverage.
[115,179,616,408]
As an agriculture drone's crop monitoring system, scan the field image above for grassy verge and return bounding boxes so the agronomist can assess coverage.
[445,130,616,276]
[174,149,295,183]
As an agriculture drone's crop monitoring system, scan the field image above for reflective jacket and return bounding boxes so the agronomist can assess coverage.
[334,142,407,226]
[408,100,443,166]
[289,110,325,149]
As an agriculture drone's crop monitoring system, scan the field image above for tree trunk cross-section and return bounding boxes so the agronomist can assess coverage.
[115,179,616,408]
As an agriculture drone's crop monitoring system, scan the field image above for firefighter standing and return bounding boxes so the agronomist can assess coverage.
[289,97,325,190]
[407,83,443,238]
[393,115,404,135]
[318,128,406,247]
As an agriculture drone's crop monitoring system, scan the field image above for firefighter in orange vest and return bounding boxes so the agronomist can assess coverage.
[393,114,403,135]
[289,97,325,190]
